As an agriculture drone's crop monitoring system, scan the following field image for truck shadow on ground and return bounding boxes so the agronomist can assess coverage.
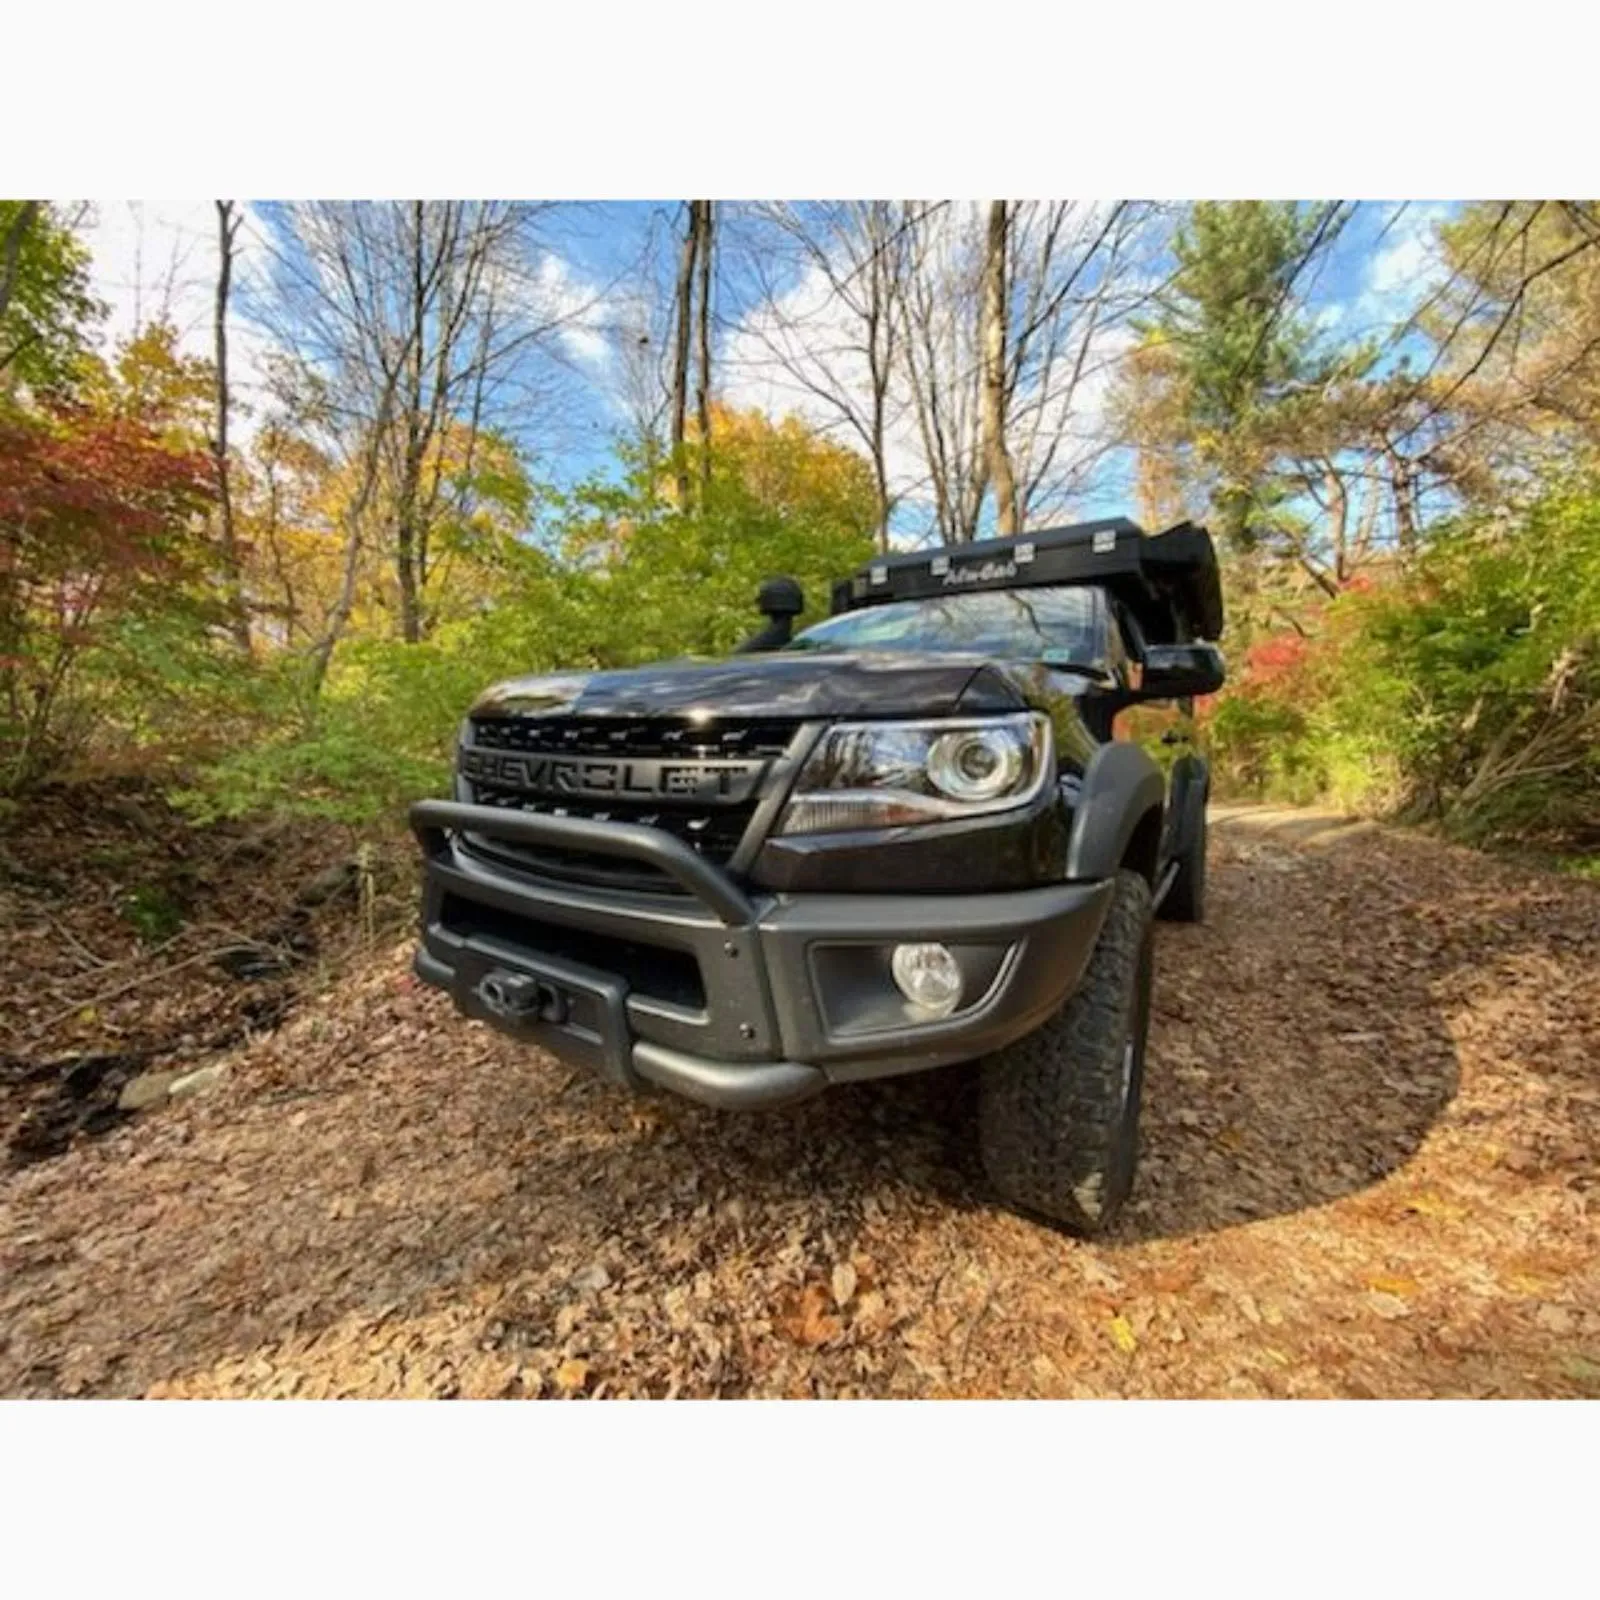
[646,822,1476,1243]
[674,813,1594,1245]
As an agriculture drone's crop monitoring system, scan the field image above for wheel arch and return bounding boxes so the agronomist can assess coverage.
[1063,740,1167,884]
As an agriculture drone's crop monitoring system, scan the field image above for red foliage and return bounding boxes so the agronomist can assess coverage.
[0,408,215,585]
[2,408,217,785]
[1241,629,1310,690]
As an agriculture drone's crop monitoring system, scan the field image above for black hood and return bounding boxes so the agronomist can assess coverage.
[469,651,1031,722]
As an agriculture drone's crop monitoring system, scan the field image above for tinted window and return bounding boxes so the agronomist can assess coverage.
[788,585,1105,665]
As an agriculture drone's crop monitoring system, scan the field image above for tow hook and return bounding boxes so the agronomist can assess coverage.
[476,969,569,1025]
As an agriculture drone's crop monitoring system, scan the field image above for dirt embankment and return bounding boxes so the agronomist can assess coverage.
[0,785,405,1167]
[2,803,1597,1397]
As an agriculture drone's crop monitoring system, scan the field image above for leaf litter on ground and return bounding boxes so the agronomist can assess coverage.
[2,806,1598,1397]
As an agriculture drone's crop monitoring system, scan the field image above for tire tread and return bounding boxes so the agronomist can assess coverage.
[978,869,1153,1234]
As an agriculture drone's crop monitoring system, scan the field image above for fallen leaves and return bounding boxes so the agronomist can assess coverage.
[554,1358,590,1394]
[1365,1292,1414,1321]
[1367,1275,1419,1298]
[779,1284,845,1349]
[3,810,1599,1398]
[831,1261,857,1310]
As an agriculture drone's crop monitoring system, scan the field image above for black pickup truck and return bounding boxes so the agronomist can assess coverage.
[410,517,1225,1233]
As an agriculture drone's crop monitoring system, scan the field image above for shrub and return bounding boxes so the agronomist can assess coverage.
[1205,477,1600,852]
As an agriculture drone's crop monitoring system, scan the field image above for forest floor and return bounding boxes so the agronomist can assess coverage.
[2,794,1598,1398]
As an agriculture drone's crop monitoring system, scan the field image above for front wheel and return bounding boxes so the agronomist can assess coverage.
[977,869,1153,1235]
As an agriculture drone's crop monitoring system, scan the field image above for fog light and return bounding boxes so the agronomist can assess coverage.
[890,942,963,1017]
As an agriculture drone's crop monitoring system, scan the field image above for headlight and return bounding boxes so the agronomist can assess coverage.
[927,726,1028,803]
[776,713,1051,836]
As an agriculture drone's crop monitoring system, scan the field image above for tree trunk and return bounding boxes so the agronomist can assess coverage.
[1387,442,1419,557]
[212,201,252,655]
[694,201,714,505]
[669,203,697,508]
[394,200,429,645]
[309,403,395,704]
[981,200,1019,536]
[1324,464,1349,585]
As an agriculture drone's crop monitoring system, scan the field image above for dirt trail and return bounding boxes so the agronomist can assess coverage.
[3,809,1597,1398]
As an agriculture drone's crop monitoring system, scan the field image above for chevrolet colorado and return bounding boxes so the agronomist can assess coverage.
[410,516,1225,1233]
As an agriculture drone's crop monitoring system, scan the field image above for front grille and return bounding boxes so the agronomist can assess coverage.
[461,715,799,894]
[471,717,798,761]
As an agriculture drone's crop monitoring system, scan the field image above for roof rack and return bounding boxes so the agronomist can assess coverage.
[830,518,1224,643]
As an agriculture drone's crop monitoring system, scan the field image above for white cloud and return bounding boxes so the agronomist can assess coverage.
[721,257,930,497]
[528,251,614,373]
[1356,202,1453,325]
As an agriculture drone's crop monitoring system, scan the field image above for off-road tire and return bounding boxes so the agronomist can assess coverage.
[1159,800,1207,924]
[977,869,1154,1235]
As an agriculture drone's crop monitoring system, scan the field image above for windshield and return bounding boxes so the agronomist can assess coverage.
[788,584,1106,666]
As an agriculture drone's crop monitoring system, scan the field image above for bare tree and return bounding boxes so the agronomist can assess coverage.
[1004,202,1149,526]
[891,201,1151,544]
[733,201,911,549]
[895,201,988,543]
[251,201,564,648]
[212,200,251,654]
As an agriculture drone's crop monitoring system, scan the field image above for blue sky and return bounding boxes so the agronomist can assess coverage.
[81,199,1459,538]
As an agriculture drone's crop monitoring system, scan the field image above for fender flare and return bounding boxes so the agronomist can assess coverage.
[1064,741,1167,882]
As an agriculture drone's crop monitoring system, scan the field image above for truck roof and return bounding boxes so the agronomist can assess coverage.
[830,517,1225,644]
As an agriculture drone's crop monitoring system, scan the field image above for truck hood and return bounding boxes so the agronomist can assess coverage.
[469,651,1030,722]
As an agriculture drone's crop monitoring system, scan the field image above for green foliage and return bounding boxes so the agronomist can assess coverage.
[1209,692,1317,798]
[1132,202,1354,550]
[177,409,878,824]
[1353,485,1600,844]
[1207,478,1600,852]
[0,202,103,396]
[1156,202,1333,431]
[121,881,185,944]
[555,411,877,664]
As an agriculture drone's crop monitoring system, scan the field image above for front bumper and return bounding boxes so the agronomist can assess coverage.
[411,800,1113,1110]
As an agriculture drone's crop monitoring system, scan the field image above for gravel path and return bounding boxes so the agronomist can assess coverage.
[4,814,1597,1398]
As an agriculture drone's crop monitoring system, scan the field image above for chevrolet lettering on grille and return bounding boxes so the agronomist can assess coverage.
[460,746,768,804]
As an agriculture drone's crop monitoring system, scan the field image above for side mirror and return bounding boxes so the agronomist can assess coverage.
[731,576,805,654]
[1137,641,1225,700]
